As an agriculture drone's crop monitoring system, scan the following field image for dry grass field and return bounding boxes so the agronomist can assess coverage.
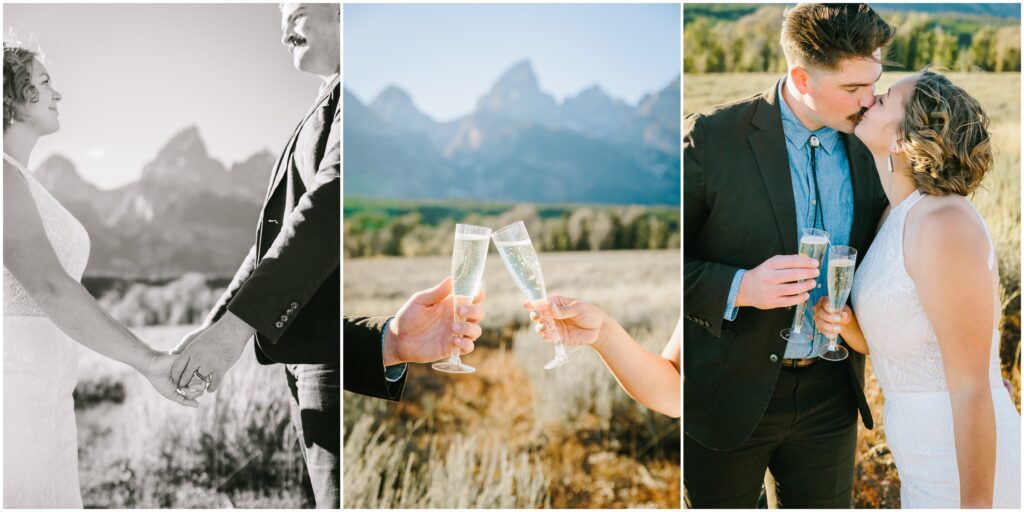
[73,325,309,507]
[685,72,1021,508]
[343,249,681,508]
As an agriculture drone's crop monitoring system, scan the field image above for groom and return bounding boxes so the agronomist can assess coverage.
[683,4,893,508]
[170,3,341,508]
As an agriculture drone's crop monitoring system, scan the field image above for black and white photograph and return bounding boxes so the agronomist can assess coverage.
[3,2,340,508]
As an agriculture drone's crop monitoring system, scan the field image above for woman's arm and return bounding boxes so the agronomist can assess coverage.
[908,207,996,508]
[3,166,196,406]
[812,298,869,354]
[527,297,680,418]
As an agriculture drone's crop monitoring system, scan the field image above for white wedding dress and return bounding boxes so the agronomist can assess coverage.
[3,153,90,507]
[852,189,1021,508]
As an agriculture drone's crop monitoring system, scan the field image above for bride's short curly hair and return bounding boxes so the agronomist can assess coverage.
[3,45,39,132]
[899,70,992,196]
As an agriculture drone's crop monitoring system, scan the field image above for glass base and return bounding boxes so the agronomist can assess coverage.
[431,361,476,373]
[820,345,849,362]
[780,327,814,344]
[543,346,583,370]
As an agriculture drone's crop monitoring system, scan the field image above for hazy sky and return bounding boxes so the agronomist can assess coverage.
[345,3,681,122]
[4,3,325,189]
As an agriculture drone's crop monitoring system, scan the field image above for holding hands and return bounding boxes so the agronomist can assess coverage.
[138,350,201,407]
[165,311,256,400]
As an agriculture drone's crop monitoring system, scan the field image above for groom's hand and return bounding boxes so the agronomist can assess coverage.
[736,254,820,310]
[171,325,210,354]
[170,311,255,392]
[141,351,199,408]
[383,277,486,366]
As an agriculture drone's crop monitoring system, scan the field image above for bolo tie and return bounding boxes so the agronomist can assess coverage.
[808,134,826,232]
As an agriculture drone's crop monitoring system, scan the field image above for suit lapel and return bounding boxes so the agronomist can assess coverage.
[749,81,798,255]
[265,76,341,201]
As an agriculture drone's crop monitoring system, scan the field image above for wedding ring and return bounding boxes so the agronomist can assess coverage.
[193,369,212,382]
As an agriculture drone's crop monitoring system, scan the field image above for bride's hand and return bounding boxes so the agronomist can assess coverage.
[812,297,852,338]
[523,295,605,347]
[140,351,200,408]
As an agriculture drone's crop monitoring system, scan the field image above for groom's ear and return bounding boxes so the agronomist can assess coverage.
[790,66,812,95]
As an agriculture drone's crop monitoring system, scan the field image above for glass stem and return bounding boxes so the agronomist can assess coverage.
[450,294,467,365]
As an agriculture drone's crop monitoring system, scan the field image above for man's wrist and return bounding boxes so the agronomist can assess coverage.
[220,311,256,347]
[383,318,401,366]
[734,271,750,308]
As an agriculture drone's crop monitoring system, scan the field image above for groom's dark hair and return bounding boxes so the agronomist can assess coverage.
[781,3,896,71]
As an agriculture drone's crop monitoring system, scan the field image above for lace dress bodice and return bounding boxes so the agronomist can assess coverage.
[3,153,91,316]
[851,189,1002,393]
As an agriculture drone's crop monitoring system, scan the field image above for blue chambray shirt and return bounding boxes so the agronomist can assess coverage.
[724,79,855,358]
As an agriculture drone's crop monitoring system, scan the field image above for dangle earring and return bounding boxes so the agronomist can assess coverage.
[887,154,894,173]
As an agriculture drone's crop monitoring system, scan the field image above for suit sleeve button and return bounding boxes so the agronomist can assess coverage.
[275,321,284,328]
[280,315,289,322]
[290,302,299,309]
[769,353,779,363]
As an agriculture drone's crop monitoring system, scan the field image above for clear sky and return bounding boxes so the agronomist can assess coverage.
[344,3,681,122]
[4,3,325,190]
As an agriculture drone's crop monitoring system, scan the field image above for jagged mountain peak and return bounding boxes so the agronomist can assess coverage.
[487,59,544,100]
[33,153,97,196]
[161,125,207,156]
[374,85,415,105]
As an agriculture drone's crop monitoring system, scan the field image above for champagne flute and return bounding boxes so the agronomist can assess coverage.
[492,221,579,370]
[820,245,856,362]
[780,228,829,345]
[432,224,491,374]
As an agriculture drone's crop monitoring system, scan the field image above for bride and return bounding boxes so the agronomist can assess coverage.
[813,70,1020,508]
[3,43,197,507]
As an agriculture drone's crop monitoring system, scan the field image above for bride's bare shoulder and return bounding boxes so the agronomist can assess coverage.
[905,195,988,268]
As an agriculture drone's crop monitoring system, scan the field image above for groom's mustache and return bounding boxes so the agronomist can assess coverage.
[849,107,868,126]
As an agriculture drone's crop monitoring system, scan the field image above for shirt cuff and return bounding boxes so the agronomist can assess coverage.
[380,318,407,382]
[724,269,746,321]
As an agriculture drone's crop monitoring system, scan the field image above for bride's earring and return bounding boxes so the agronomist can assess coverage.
[887,154,894,173]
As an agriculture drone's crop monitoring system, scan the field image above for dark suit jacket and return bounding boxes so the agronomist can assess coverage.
[343,317,407,401]
[206,76,340,366]
[683,80,888,451]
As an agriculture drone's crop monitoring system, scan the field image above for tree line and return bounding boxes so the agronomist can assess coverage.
[344,202,681,258]
[685,6,1021,73]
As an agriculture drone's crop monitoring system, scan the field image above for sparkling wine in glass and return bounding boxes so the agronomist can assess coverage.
[432,224,491,374]
[820,245,856,362]
[780,228,829,345]
[492,221,579,370]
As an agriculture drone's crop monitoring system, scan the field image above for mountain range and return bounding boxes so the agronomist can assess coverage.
[31,127,274,276]
[344,60,681,205]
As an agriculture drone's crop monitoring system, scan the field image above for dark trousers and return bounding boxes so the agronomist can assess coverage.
[685,361,858,508]
[286,363,340,509]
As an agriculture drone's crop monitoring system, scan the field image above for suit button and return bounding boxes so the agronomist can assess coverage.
[290,302,299,309]
[280,315,289,322]
[275,321,284,328]
[286,308,296,315]
[769,353,780,363]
